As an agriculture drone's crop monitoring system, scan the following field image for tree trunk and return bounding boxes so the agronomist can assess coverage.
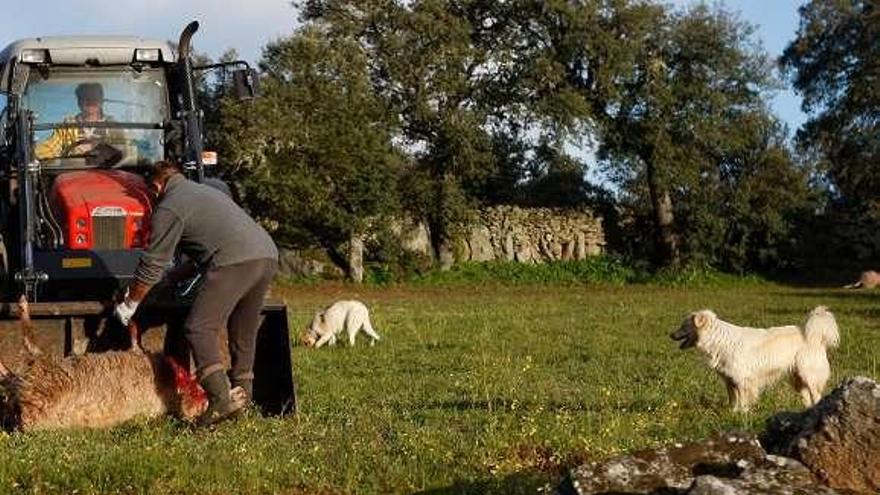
[322,242,352,280]
[348,235,365,283]
[646,161,680,267]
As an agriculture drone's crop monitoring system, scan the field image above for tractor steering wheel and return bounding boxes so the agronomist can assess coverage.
[60,138,123,167]
[60,137,98,157]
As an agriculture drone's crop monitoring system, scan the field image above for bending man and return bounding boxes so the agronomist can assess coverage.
[115,161,279,426]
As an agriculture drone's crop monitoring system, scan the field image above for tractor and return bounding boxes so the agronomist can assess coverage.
[0,22,295,415]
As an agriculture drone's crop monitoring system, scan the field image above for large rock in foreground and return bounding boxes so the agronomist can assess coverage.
[556,432,836,494]
[762,376,880,494]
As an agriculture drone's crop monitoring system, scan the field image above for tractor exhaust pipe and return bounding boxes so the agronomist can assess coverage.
[176,21,205,182]
[177,21,199,60]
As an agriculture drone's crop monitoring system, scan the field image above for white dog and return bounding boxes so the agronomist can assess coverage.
[302,300,381,348]
[670,306,839,412]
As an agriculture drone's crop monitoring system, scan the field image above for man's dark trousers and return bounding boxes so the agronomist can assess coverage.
[185,258,278,387]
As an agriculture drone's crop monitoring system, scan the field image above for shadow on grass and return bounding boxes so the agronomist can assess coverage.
[413,471,685,495]
[424,398,608,413]
[763,290,880,321]
[411,470,551,495]
[768,289,880,301]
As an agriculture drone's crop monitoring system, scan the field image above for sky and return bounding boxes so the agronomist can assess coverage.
[670,0,809,131]
[1,0,808,130]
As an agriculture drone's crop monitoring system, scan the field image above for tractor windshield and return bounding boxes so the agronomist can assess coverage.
[22,67,169,167]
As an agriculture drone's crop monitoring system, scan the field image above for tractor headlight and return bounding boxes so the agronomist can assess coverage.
[21,49,49,64]
[134,48,161,63]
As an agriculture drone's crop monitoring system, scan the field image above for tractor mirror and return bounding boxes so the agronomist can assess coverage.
[232,68,260,100]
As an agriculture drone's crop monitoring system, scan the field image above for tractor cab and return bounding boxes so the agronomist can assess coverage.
[0,29,256,300]
[0,38,177,299]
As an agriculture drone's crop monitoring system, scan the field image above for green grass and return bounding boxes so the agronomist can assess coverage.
[0,280,878,494]
[372,257,768,288]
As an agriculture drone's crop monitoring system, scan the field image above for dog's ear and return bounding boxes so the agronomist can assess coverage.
[693,312,708,329]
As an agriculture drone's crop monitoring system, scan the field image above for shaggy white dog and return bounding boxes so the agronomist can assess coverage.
[302,300,381,348]
[670,306,839,412]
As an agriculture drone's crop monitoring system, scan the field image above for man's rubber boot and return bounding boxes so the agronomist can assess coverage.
[197,371,244,428]
[230,377,253,404]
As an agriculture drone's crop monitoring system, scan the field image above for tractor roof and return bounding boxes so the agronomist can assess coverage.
[0,36,176,92]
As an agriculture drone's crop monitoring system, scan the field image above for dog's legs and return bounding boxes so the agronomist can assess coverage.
[796,353,831,406]
[361,319,381,346]
[341,313,357,347]
[732,389,747,412]
[790,373,813,407]
[314,332,335,348]
[722,376,737,408]
[808,382,825,405]
[805,373,827,405]
[723,376,750,412]
[734,382,758,412]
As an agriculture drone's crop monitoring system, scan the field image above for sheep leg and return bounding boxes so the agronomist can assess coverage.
[18,295,42,357]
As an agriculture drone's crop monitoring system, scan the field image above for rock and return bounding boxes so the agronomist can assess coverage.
[687,475,739,495]
[762,376,880,493]
[278,248,332,278]
[468,225,494,262]
[452,236,471,263]
[398,219,432,258]
[437,239,455,271]
[391,206,604,267]
[513,232,535,263]
[502,233,515,261]
[555,432,840,495]
[575,231,587,260]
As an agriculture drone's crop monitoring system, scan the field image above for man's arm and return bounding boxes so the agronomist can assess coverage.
[127,207,185,303]
[34,127,76,160]
[115,206,184,325]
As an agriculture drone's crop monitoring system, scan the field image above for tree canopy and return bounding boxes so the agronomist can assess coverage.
[216,25,403,278]
[210,0,825,275]
[781,0,880,210]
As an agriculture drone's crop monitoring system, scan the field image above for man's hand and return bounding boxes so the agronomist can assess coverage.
[114,297,139,326]
[113,280,152,326]
[70,138,98,156]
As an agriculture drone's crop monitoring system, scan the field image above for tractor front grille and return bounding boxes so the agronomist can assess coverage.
[92,215,126,250]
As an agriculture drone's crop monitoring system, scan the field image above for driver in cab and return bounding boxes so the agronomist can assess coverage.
[34,82,125,161]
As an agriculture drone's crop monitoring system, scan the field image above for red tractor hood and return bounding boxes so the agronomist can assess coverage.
[51,170,152,250]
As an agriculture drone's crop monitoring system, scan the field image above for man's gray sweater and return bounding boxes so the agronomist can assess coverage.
[134,173,278,285]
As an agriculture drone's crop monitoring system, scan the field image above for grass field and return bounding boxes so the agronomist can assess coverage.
[0,279,877,494]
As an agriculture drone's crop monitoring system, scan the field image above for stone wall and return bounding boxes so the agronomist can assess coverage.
[445,205,605,265]
[277,206,605,279]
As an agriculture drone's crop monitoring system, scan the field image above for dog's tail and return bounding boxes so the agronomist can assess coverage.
[804,306,840,348]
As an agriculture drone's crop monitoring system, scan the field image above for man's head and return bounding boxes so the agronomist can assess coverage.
[148,161,182,199]
[75,83,104,121]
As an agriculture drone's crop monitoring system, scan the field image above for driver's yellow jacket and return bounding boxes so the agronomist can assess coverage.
[34,114,125,160]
